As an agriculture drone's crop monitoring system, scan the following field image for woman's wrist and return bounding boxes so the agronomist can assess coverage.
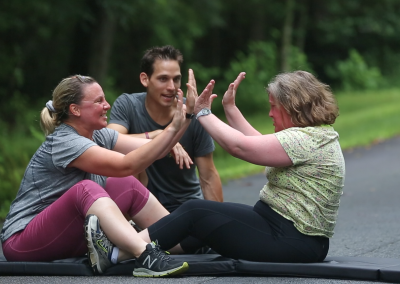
[223,102,236,109]
[223,104,237,114]
[166,123,181,135]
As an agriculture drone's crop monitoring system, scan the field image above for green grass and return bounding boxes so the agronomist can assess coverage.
[334,88,400,149]
[212,113,273,181]
[213,88,400,182]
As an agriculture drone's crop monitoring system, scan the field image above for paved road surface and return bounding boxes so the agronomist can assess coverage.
[1,136,400,283]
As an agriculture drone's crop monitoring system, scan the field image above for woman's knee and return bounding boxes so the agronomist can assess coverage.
[106,176,148,196]
[174,199,214,215]
[75,179,103,189]
[105,176,149,216]
[183,199,215,209]
[69,180,110,214]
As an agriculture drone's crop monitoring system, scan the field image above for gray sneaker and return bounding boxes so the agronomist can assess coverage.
[84,214,114,274]
[133,241,189,277]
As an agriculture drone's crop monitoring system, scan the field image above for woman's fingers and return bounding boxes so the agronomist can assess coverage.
[222,83,235,106]
[223,73,246,107]
[234,72,246,90]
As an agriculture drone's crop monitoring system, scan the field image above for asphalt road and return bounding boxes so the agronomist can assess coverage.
[1,136,400,283]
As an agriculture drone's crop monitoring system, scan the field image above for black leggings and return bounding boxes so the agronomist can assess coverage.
[148,199,329,262]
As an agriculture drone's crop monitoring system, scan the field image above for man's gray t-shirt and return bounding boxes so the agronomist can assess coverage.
[0,124,118,242]
[109,92,215,211]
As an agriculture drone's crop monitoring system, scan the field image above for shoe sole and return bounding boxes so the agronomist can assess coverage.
[132,262,189,277]
[84,215,103,274]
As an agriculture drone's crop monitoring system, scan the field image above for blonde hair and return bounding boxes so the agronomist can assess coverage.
[40,75,96,136]
[267,71,339,127]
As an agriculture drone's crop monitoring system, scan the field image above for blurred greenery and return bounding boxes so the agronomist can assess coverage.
[2,87,400,219]
[2,0,400,219]
[326,49,384,91]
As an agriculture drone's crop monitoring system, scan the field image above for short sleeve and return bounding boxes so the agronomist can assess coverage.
[109,94,132,130]
[93,128,119,150]
[274,128,317,165]
[51,132,97,169]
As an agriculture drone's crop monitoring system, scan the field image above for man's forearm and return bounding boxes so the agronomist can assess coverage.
[200,171,223,202]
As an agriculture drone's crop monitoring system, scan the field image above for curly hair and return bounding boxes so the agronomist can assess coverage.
[267,71,339,127]
[40,75,96,136]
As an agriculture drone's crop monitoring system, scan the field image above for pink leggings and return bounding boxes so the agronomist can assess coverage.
[2,176,149,261]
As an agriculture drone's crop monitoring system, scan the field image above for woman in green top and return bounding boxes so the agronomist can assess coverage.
[108,70,344,262]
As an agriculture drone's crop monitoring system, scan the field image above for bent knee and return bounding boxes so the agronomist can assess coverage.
[178,199,212,211]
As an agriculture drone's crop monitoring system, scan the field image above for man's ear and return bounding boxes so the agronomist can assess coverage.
[69,104,80,117]
[140,72,149,88]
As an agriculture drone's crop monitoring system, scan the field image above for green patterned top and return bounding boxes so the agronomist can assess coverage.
[259,126,345,238]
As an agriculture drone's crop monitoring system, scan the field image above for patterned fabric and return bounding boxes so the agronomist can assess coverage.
[259,126,345,238]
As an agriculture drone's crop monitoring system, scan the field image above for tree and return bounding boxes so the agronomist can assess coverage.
[280,0,295,72]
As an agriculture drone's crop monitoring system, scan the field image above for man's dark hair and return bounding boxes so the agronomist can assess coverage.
[141,45,183,77]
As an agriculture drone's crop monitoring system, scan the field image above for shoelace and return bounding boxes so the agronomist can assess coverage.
[150,244,172,262]
[95,230,111,251]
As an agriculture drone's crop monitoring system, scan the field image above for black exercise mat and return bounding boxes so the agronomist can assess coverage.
[380,264,400,283]
[0,255,93,276]
[104,254,236,276]
[1,253,400,282]
[236,256,400,282]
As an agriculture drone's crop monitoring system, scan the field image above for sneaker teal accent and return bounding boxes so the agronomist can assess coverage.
[84,214,114,274]
[133,241,189,277]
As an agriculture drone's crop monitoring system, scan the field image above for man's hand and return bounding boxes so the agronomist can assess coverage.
[170,88,186,132]
[222,72,246,108]
[170,142,193,169]
[185,69,197,114]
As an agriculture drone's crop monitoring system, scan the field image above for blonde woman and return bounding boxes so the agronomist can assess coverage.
[1,74,195,277]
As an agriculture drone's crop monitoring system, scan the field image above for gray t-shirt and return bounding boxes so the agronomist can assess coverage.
[109,92,215,212]
[0,124,118,242]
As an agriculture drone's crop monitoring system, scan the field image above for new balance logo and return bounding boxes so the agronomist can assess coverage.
[143,255,157,269]
[97,240,107,253]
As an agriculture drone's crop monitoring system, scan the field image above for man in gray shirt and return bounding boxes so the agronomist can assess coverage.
[108,45,222,212]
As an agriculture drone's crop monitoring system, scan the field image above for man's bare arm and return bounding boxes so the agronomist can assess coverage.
[195,153,223,202]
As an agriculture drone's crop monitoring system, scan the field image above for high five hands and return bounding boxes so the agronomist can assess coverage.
[193,72,246,115]
[168,69,199,169]
[222,72,246,109]
[170,71,246,168]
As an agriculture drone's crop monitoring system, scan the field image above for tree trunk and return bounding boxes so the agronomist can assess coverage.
[250,7,266,41]
[296,0,309,52]
[280,0,295,72]
[87,1,116,85]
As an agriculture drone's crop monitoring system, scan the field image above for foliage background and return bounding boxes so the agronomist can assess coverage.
[1,0,400,218]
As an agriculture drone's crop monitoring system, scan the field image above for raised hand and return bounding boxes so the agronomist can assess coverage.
[185,69,197,114]
[170,88,186,132]
[194,80,216,115]
[222,72,246,108]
